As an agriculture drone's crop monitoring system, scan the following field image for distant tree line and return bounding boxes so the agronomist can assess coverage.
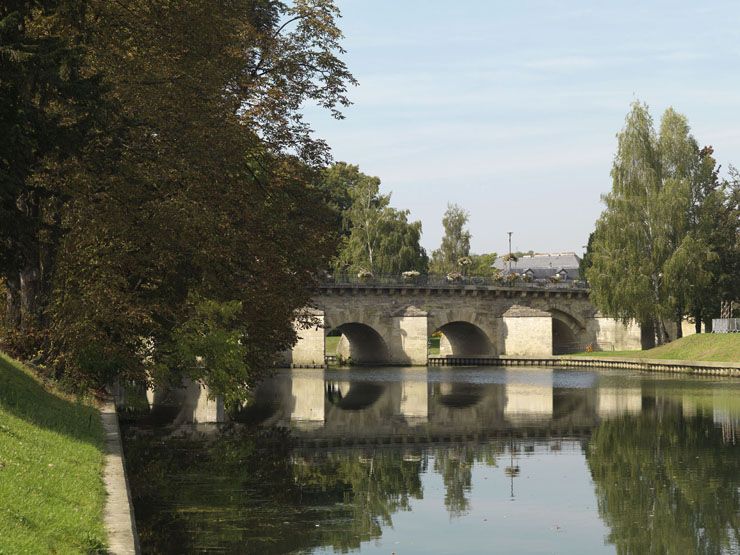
[325,102,739,347]
[320,166,499,279]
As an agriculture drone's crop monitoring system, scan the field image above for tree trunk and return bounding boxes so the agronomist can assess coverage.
[650,275,667,345]
[675,314,683,339]
[19,262,40,331]
[693,308,702,334]
[4,273,21,330]
[655,318,669,346]
[641,319,656,349]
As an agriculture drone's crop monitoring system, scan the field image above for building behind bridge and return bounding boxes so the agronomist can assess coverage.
[493,252,582,282]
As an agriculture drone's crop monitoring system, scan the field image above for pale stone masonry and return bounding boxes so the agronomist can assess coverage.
[101,402,140,554]
[286,283,644,365]
[502,305,552,356]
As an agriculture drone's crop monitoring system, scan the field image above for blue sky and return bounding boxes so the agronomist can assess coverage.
[306,1,740,256]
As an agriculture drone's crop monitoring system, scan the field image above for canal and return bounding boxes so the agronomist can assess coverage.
[121,367,740,554]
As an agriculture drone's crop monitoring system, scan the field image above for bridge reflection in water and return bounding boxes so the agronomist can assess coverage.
[234,367,715,447]
[123,366,740,555]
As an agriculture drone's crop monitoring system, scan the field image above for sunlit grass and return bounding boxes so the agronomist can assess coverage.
[572,333,740,363]
[428,336,440,356]
[0,353,107,554]
[325,335,341,354]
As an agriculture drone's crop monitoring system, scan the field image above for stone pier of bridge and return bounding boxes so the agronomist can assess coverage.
[283,282,644,367]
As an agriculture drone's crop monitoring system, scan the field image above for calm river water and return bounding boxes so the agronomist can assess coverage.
[121,367,740,554]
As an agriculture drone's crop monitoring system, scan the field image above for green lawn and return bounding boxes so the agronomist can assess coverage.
[571,333,740,363]
[326,335,341,354]
[0,353,107,554]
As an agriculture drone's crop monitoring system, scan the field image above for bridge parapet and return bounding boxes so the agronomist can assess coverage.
[322,274,589,292]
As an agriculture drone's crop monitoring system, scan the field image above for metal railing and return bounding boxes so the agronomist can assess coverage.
[712,318,740,333]
[321,273,590,290]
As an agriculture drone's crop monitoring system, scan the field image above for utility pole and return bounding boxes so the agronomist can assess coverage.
[507,231,513,274]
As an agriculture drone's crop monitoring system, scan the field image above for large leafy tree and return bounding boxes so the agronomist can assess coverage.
[674,158,740,330]
[430,204,471,275]
[315,162,366,239]
[466,253,498,278]
[334,168,427,276]
[1,1,103,337]
[2,1,356,399]
[586,103,732,343]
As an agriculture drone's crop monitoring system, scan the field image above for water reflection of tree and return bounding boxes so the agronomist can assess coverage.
[123,430,426,554]
[432,444,504,517]
[292,450,425,550]
[586,411,740,554]
[123,426,515,552]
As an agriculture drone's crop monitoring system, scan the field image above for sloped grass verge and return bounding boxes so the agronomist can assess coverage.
[574,333,740,363]
[0,353,107,554]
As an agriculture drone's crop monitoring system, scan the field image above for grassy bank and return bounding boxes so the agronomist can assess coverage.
[574,333,740,363]
[0,353,107,554]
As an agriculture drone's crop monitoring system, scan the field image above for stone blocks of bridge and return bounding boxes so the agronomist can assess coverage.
[388,306,429,365]
[144,379,225,424]
[502,305,553,356]
[588,317,642,351]
[284,286,647,366]
[282,310,326,367]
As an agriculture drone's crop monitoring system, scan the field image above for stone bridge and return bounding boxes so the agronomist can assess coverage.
[285,281,643,367]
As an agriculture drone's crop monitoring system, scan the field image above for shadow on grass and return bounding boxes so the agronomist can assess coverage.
[0,354,102,449]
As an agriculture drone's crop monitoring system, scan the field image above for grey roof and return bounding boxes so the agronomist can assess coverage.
[494,252,582,280]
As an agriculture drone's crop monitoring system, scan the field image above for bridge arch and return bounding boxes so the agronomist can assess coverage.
[326,322,390,365]
[434,382,485,408]
[326,380,385,410]
[433,320,495,357]
[548,309,587,355]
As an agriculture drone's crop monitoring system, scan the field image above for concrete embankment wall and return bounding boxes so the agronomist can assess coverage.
[428,355,740,377]
[101,402,140,554]
[558,356,740,377]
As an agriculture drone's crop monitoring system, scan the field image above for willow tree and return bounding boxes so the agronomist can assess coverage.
[334,169,427,276]
[430,204,471,275]
[586,103,717,344]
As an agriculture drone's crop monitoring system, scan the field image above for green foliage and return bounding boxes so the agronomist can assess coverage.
[430,204,471,274]
[333,165,428,275]
[579,232,596,281]
[316,162,367,238]
[0,1,105,335]
[161,296,248,405]
[586,102,736,342]
[1,1,356,397]
[685,161,740,326]
[467,252,499,277]
[0,353,106,553]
